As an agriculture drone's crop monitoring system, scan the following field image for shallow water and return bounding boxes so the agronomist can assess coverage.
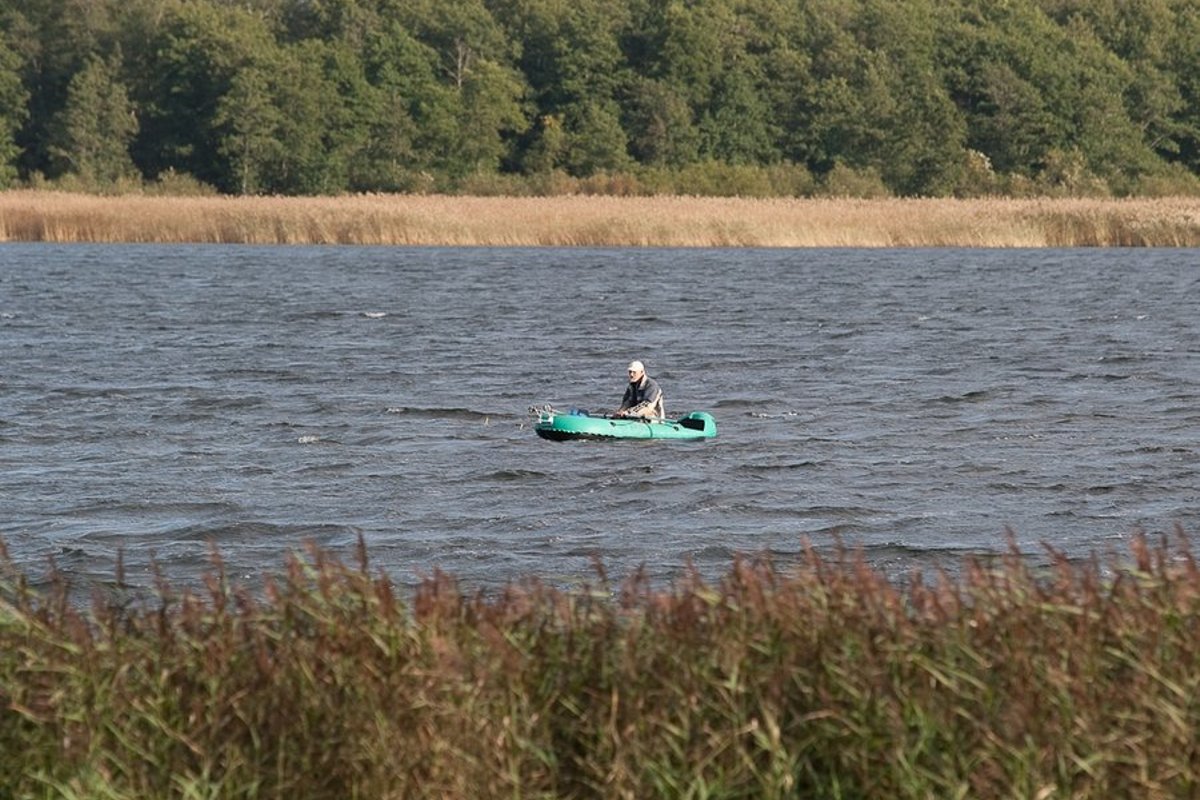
[2,244,1198,591]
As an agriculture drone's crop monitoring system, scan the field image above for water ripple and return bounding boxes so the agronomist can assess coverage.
[1,244,1198,592]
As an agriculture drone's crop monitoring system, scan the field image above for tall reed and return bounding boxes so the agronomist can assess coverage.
[4,534,1200,799]
[3,191,1200,246]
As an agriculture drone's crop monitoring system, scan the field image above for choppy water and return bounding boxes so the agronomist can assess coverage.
[2,244,1198,592]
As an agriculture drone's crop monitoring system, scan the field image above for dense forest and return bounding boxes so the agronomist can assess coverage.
[2,0,1200,197]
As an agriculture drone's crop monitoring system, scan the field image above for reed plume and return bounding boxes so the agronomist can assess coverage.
[3,191,1200,247]
[5,534,1200,798]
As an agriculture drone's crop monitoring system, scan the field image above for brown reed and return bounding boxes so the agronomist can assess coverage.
[2,191,1200,246]
[5,533,1200,798]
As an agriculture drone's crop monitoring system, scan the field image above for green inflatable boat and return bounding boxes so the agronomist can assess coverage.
[531,406,717,441]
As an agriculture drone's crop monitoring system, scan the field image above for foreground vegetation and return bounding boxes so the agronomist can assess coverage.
[3,0,1200,198]
[5,534,1200,798]
[5,191,1200,247]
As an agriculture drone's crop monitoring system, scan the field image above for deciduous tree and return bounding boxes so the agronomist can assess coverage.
[0,24,29,187]
[48,55,138,185]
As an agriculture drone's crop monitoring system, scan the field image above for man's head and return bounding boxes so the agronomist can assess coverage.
[627,360,646,381]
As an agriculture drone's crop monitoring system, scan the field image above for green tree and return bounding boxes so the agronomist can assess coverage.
[1055,16,1161,192]
[47,54,138,185]
[6,0,127,178]
[218,39,370,195]
[651,0,731,111]
[623,77,698,167]
[137,3,280,190]
[280,0,377,46]
[748,0,817,170]
[4,0,1198,196]
[855,0,967,195]
[971,61,1064,175]
[357,20,454,189]
[520,113,566,174]
[448,57,527,177]
[698,69,777,166]
[561,98,631,174]
[397,0,514,89]
[0,22,30,186]
[784,0,880,175]
[624,0,792,168]
[941,1,1073,177]
[302,40,378,193]
[213,65,283,194]
[491,0,627,106]
[391,0,528,179]
[490,0,630,174]
[1166,0,1200,172]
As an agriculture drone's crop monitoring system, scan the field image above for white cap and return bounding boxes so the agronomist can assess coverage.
[627,360,645,372]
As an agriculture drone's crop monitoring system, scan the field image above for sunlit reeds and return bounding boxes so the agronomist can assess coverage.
[2,190,1200,246]
[5,534,1200,798]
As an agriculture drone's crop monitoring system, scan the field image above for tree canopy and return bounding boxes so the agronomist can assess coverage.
[2,0,1199,196]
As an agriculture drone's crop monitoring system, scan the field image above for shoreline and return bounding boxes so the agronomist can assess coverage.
[3,191,1200,247]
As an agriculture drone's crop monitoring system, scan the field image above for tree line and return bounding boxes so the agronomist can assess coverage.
[2,0,1200,197]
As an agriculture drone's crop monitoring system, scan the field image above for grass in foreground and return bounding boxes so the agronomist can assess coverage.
[3,191,1200,246]
[4,534,1200,799]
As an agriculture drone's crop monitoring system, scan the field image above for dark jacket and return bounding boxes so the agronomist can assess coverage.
[620,375,664,417]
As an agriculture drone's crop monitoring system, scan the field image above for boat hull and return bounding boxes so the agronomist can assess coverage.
[533,409,716,441]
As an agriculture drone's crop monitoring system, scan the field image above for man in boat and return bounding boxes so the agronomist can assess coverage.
[615,360,664,419]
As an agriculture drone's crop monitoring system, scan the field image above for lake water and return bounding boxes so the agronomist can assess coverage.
[2,244,1198,593]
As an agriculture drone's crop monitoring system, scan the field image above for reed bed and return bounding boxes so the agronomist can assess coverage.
[4,534,1200,799]
[3,191,1200,247]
